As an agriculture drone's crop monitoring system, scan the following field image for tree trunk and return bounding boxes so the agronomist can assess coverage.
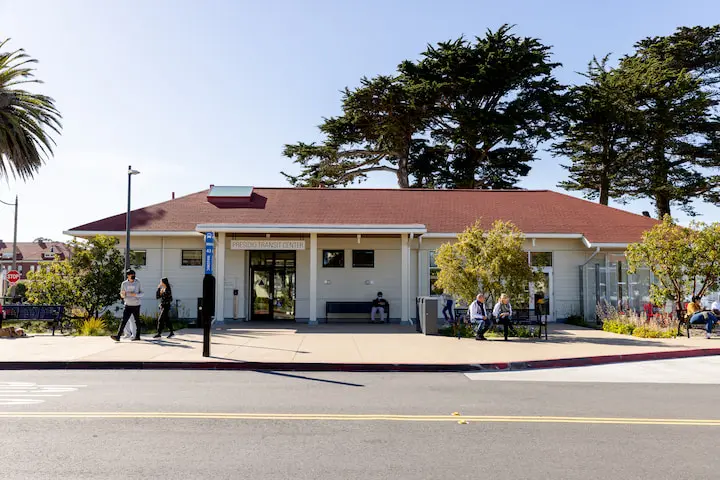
[655,193,671,219]
[599,176,610,205]
[396,152,410,188]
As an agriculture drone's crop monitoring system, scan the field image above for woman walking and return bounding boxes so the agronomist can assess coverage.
[154,278,175,339]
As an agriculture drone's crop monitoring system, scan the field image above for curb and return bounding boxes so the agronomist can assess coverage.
[1,348,719,372]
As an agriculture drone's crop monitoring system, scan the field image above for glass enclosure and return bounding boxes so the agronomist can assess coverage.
[581,253,653,324]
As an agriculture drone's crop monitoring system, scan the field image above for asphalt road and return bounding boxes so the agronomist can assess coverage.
[1,362,719,480]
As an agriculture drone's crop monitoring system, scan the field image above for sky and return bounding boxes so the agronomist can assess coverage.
[0,0,719,242]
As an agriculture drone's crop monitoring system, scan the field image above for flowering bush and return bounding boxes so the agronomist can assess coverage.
[597,303,678,338]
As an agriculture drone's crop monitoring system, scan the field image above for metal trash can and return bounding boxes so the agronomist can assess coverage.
[415,296,439,335]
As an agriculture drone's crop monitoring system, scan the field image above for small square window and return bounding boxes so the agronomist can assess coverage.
[323,250,345,268]
[531,252,553,267]
[130,250,147,267]
[181,250,203,267]
[352,250,374,268]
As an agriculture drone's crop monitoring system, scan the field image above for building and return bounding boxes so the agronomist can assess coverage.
[64,187,658,324]
[0,240,71,280]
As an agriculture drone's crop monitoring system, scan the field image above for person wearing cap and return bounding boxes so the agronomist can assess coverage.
[371,292,389,323]
[111,269,144,341]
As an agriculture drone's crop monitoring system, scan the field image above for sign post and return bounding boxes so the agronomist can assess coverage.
[202,232,215,357]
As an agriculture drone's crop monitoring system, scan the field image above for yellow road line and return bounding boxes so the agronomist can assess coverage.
[0,412,719,426]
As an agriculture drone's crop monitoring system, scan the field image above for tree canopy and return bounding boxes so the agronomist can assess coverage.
[283,25,565,189]
[627,216,720,319]
[433,220,544,306]
[0,38,62,180]
[26,235,125,319]
[556,25,720,217]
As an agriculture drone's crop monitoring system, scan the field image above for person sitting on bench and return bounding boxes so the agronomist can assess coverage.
[371,292,389,323]
[687,295,718,339]
[493,293,516,340]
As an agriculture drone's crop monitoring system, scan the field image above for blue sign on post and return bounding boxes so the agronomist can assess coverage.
[204,232,214,275]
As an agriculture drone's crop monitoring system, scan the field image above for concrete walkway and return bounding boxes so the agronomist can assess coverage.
[0,323,717,366]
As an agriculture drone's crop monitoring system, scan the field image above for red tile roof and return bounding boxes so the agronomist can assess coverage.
[0,241,71,261]
[66,188,658,244]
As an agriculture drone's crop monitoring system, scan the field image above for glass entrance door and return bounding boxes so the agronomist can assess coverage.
[251,268,272,321]
[250,251,296,321]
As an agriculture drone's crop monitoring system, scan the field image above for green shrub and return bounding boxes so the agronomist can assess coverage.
[631,326,676,339]
[79,318,106,336]
[439,323,537,338]
[602,320,635,335]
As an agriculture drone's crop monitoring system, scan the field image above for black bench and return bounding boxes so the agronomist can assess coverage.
[455,307,548,340]
[0,304,67,335]
[325,301,390,323]
[682,311,720,338]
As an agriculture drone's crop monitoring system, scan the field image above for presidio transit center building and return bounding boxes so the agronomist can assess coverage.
[65,186,659,325]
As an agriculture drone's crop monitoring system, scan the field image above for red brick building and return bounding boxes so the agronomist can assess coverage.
[0,240,71,280]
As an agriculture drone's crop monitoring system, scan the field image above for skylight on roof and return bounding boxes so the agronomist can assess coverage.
[208,186,254,198]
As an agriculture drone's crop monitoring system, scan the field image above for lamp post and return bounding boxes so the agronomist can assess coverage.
[125,166,140,271]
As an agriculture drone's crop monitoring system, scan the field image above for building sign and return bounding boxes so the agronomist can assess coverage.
[231,239,305,250]
[205,232,214,275]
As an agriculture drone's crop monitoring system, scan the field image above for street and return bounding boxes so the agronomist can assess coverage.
[1,358,719,479]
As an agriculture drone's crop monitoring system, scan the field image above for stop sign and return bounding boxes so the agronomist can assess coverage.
[6,270,20,284]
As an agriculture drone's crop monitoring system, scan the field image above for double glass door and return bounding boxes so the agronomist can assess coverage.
[250,251,296,321]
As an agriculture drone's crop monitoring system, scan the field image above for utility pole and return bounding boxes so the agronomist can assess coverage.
[0,195,18,270]
[12,195,18,272]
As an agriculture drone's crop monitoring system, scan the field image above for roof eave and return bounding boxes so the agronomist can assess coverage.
[63,230,202,238]
[195,224,428,235]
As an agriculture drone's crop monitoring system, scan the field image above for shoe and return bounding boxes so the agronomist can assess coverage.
[167,332,175,339]
[153,334,161,339]
[110,335,120,342]
[131,337,141,341]
[476,336,487,341]
[707,333,712,339]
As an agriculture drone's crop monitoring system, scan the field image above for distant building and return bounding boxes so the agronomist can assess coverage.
[0,240,72,280]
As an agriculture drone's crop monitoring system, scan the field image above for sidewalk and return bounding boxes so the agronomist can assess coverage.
[1,323,718,371]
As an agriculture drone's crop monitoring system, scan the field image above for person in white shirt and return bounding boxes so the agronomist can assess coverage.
[712,300,720,317]
[469,294,490,341]
[493,293,516,341]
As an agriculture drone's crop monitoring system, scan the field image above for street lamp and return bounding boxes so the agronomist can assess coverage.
[125,166,140,271]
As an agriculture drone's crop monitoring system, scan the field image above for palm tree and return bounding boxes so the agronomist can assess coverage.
[0,38,62,180]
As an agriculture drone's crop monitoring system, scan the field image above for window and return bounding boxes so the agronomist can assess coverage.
[181,249,203,267]
[130,250,147,267]
[323,250,345,268]
[530,252,553,267]
[429,251,442,295]
[352,250,374,268]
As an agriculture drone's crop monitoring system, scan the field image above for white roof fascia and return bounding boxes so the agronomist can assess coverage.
[195,224,427,235]
[421,232,585,239]
[584,241,630,249]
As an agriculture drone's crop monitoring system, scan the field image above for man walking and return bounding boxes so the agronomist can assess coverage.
[111,269,144,342]
[470,294,490,341]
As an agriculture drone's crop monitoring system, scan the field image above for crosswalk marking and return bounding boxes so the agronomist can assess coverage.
[464,357,720,384]
[0,382,86,406]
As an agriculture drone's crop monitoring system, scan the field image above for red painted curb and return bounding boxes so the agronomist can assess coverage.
[0,348,719,372]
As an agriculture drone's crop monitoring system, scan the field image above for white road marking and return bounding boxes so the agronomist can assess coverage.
[0,382,86,406]
[465,357,720,384]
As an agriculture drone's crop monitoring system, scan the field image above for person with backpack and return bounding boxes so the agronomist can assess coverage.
[154,277,175,339]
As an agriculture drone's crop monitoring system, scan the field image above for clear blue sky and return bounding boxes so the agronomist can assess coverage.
[1,0,719,241]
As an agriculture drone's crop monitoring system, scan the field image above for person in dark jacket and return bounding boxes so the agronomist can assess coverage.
[154,277,175,339]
